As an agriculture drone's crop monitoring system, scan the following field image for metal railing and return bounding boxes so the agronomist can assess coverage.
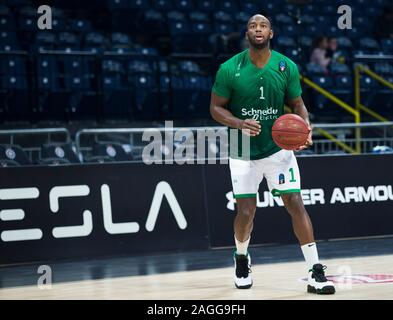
[300,75,362,153]
[75,126,226,163]
[354,55,393,123]
[75,122,393,163]
[0,128,71,162]
[312,122,393,155]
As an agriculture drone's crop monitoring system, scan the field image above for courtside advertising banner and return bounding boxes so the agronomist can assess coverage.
[1,154,393,264]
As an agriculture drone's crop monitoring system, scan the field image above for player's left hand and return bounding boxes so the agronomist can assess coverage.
[295,124,313,151]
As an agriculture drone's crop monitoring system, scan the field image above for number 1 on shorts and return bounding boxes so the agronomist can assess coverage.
[289,167,296,182]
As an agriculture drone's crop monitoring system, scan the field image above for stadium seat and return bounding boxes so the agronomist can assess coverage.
[0,74,29,120]
[336,37,353,49]
[191,22,212,35]
[332,75,353,103]
[174,0,194,11]
[0,144,31,166]
[18,16,36,31]
[300,14,316,25]
[189,11,209,22]
[281,24,303,37]
[40,143,81,164]
[178,60,202,74]
[218,0,238,12]
[0,158,19,167]
[59,56,92,77]
[239,2,259,14]
[167,10,186,23]
[381,39,393,54]
[92,142,133,162]
[111,32,132,47]
[374,63,393,76]
[142,9,166,34]
[213,23,235,35]
[276,36,297,48]
[0,31,18,46]
[68,19,93,33]
[57,32,80,50]
[303,3,316,14]
[358,38,380,52]
[130,74,160,120]
[311,76,334,89]
[274,14,292,25]
[197,0,215,12]
[329,62,351,75]
[134,47,158,55]
[169,21,190,35]
[102,74,134,120]
[35,32,57,50]
[0,15,16,31]
[1,56,26,75]
[306,63,326,76]
[214,11,232,23]
[51,17,66,31]
[264,2,281,15]
[84,32,109,50]
[235,12,250,24]
[152,0,173,11]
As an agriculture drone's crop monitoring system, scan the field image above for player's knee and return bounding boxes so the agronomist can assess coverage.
[237,206,256,220]
[282,193,304,211]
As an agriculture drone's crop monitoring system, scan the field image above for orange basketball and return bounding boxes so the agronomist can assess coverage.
[272,114,310,150]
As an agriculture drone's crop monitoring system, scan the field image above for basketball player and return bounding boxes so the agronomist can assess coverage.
[210,14,335,294]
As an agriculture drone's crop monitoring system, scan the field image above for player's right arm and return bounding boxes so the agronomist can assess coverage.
[210,63,261,136]
[210,93,261,136]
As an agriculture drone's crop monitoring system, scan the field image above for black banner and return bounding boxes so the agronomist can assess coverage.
[205,154,393,247]
[1,154,393,264]
[0,163,209,264]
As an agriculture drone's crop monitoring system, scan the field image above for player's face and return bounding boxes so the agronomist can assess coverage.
[246,16,273,49]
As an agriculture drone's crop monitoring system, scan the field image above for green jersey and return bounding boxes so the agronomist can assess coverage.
[212,49,302,160]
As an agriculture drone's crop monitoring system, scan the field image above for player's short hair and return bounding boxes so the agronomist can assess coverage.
[247,14,273,30]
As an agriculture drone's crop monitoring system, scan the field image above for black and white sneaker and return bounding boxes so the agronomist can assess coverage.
[307,263,336,294]
[234,253,252,289]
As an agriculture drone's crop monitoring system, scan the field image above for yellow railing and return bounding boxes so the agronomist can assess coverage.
[286,69,392,154]
[354,65,393,123]
[298,75,361,154]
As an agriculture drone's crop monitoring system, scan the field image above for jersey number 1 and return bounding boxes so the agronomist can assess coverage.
[259,86,265,100]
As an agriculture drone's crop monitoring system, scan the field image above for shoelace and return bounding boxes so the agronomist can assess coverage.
[310,264,328,283]
[235,256,251,278]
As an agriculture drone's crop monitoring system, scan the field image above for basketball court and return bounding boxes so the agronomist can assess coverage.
[1,0,393,304]
[1,237,392,300]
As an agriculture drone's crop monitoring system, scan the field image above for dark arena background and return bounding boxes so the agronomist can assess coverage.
[0,0,393,306]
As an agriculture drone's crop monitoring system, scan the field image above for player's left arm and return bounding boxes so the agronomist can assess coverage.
[287,96,312,150]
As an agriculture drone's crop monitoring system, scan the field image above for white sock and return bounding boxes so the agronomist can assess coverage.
[235,235,250,255]
[301,242,319,271]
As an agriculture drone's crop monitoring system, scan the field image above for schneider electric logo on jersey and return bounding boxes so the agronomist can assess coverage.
[141,121,250,164]
[242,107,279,121]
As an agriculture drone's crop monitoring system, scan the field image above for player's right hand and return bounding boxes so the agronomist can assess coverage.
[240,119,261,137]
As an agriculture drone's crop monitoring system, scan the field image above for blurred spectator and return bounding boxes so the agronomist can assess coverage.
[374,4,393,38]
[326,37,346,64]
[310,36,330,72]
[226,27,248,53]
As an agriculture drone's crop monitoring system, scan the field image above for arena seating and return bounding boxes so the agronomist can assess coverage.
[0,0,392,124]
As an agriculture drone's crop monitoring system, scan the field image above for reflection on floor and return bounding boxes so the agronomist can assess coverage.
[1,237,393,299]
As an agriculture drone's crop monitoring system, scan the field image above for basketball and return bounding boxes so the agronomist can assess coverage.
[272,114,310,150]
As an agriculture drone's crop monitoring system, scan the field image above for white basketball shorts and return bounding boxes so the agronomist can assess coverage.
[229,149,301,199]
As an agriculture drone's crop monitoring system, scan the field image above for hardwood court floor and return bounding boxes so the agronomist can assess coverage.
[1,238,393,300]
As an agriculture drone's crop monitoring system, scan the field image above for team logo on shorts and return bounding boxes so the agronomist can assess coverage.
[279,173,285,184]
[279,60,286,72]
